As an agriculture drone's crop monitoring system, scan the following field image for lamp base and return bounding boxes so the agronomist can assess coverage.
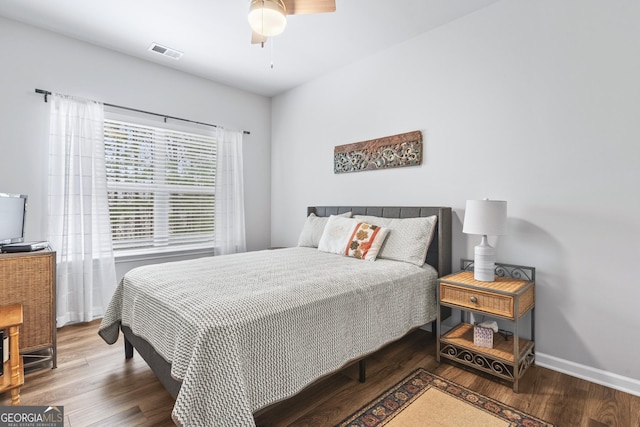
[474,236,495,282]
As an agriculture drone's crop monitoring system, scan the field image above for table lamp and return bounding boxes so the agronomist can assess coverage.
[463,199,507,281]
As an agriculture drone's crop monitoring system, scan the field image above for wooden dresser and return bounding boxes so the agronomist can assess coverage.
[0,250,56,370]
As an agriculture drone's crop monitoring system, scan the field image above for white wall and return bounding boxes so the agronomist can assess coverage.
[0,17,272,276]
[271,0,640,392]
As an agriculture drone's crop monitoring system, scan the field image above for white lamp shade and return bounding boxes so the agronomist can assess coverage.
[462,199,507,236]
[248,0,287,37]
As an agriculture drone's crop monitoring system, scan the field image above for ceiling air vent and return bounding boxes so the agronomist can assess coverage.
[148,43,183,60]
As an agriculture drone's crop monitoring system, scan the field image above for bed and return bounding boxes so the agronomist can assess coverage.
[99,206,452,426]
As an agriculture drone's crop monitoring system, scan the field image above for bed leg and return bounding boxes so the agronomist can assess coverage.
[431,320,437,339]
[124,336,134,359]
[358,359,366,383]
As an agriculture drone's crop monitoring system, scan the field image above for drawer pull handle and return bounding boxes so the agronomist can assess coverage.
[470,296,478,303]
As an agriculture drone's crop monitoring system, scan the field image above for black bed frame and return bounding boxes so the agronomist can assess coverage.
[122,206,452,400]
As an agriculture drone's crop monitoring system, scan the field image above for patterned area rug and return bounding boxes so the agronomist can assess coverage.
[338,368,554,427]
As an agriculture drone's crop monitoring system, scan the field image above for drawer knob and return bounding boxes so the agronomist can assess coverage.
[470,296,478,303]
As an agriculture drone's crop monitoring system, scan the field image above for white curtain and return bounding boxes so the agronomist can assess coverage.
[214,127,246,255]
[47,94,117,327]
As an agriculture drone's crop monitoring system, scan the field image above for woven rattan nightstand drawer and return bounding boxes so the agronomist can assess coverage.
[440,283,514,318]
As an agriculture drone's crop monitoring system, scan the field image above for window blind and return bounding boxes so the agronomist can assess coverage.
[104,119,217,254]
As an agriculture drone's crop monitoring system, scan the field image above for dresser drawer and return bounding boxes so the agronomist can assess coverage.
[440,283,515,318]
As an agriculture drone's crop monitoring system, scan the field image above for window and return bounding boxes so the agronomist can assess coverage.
[104,119,217,255]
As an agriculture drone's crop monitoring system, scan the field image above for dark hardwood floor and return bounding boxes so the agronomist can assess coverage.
[2,320,638,426]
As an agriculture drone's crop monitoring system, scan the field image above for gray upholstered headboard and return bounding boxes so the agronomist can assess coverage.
[307,206,452,277]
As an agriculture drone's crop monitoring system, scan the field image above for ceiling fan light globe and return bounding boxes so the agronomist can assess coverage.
[248,0,287,37]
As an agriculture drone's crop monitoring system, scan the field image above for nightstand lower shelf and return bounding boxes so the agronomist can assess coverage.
[439,323,535,384]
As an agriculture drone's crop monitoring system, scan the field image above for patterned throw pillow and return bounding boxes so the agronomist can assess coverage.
[318,216,389,261]
[345,222,389,261]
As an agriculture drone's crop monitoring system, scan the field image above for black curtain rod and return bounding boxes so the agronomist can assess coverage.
[35,89,250,135]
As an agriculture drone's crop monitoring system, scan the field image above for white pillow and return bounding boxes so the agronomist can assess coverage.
[318,216,389,261]
[317,216,356,254]
[297,212,352,248]
[353,215,437,266]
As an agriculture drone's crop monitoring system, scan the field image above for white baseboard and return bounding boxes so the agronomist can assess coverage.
[536,352,640,397]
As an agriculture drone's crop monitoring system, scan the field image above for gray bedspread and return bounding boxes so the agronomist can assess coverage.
[98,247,438,426]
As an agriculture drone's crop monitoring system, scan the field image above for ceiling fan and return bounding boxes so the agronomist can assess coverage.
[248,0,336,46]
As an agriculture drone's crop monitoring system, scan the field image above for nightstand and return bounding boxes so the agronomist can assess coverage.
[436,260,535,392]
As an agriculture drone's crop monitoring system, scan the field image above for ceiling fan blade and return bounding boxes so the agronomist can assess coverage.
[283,0,336,15]
[251,31,268,45]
